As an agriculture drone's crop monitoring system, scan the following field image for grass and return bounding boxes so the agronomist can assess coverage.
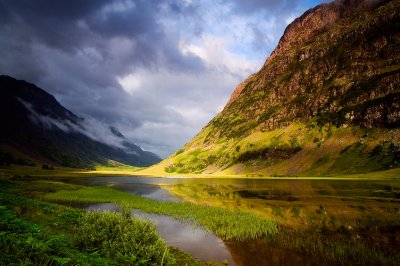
[0,165,146,179]
[144,118,400,177]
[94,162,144,172]
[1,170,400,265]
[0,179,202,266]
[44,186,278,241]
[0,201,111,265]
[3,163,400,181]
[76,211,175,265]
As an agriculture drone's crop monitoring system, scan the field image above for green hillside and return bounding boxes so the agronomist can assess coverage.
[150,0,400,176]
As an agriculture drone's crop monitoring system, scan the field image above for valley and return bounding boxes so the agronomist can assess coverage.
[0,0,399,265]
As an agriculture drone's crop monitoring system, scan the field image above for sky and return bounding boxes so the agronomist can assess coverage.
[0,0,326,158]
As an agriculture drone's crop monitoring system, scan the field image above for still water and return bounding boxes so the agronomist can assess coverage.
[80,176,399,265]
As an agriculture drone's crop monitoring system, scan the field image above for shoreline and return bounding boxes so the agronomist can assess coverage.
[1,165,399,181]
[85,169,400,180]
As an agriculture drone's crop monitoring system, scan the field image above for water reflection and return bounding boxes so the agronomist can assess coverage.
[84,203,120,212]
[133,210,234,264]
[84,178,180,202]
[80,176,400,265]
[85,176,400,202]
[225,240,322,266]
[111,183,180,202]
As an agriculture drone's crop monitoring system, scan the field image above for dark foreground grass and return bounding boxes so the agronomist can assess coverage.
[0,180,201,266]
[45,186,278,241]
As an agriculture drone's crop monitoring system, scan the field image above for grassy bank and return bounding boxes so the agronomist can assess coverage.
[44,186,278,241]
[0,178,202,266]
[2,164,400,180]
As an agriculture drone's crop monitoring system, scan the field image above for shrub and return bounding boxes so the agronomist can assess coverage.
[76,211,175,265]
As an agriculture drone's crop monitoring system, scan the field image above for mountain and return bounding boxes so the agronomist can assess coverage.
[151,0,400,176]
[0,75,161,168]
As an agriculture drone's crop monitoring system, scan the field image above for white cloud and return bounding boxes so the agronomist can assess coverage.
[117,74,141,95]
[181,35,259,73]
[18,98,129,150]
[116,64,252,157]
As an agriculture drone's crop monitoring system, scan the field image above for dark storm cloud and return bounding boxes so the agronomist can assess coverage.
[5,0,107,19]
[88,1,157,37]
[1,0,204,70]
[1,0,106,51]
[0,0,325,157]
[0,0,204,105]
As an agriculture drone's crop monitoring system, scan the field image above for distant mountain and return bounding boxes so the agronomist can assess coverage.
[152,0,400,176]
[0,75,161,168]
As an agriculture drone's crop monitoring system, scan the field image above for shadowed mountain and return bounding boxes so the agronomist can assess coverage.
[0,75,161,168]
[149,0,400,176]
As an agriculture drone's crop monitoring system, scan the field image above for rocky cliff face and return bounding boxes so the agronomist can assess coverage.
[226,0,399,135]
[152,0,400,176]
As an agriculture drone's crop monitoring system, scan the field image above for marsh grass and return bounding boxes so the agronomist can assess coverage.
[0,180,202,266]
[0,193,112,265]
[45,186,278,241]
[76,211,176,265]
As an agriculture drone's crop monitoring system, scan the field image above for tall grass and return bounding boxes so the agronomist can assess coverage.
[0,188,198,266]
[44,186,278,241]
[76,211,175,265]
[0,194,112,265]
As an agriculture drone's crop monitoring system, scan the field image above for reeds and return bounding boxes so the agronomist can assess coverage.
[45,186,278,241]
[0,189,198,266]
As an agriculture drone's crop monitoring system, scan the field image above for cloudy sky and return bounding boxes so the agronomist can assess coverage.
[0,0,326,158]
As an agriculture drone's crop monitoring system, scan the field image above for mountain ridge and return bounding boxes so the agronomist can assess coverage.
[148,0,400,176]
[0,75,161,168]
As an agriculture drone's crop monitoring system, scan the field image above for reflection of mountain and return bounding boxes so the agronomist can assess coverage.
[153,0,400,176]
[0,75,161,168]
[225,239,320,266]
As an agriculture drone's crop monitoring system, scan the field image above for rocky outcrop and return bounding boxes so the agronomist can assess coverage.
[160,0,400,176]
[222,0,399,137]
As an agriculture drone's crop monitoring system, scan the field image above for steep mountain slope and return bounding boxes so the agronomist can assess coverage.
[0,75,161,168]
[152,0,400,176]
